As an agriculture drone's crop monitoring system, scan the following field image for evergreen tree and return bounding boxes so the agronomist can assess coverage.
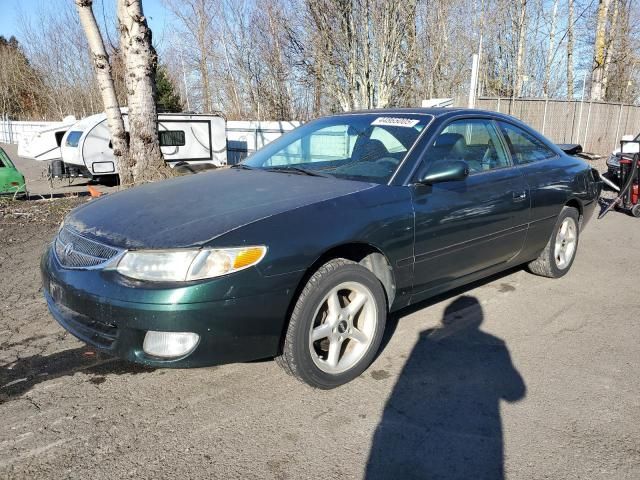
[156,65,183,112]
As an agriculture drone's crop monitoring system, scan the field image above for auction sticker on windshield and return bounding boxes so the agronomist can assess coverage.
[371,117,421,128]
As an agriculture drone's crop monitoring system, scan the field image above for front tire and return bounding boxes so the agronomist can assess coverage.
[276,258,387,389]
[528,206,580,278]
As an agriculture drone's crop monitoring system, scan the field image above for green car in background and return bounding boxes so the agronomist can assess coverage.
[0,147,27,197]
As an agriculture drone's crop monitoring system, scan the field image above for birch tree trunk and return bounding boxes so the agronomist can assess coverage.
[75,0,132,185]
[591,0,612,101]
[117,0,168,183]
[543,0,558,97]
[601,0,619,100]
[567,0,574,98]
[514,0,528,97]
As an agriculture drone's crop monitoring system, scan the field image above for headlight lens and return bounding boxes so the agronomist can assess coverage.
[116,246,267,282]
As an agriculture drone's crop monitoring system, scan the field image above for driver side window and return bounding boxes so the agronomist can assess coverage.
[418,119,510,179]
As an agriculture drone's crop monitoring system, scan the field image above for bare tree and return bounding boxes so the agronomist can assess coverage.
[304,0,418,110]
[601,0,619,98]
[75,0,131,184]
[543,0,559,97]
[163,0,215,113]
[8,0,640,125]
[591,0,612,100]
[567,0,575,98]
[514,0,528,97]
[117,0,168,183]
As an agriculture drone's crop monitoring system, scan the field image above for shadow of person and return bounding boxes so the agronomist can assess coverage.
[366,296,526,480]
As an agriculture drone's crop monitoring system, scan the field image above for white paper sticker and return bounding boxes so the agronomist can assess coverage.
[371,117,420,128]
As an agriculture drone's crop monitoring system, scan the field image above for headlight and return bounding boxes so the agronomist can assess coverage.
[115,246,267,282]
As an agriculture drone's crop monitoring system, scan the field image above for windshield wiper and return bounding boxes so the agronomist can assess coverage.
[230,164,254,170]
[264,166,331,178]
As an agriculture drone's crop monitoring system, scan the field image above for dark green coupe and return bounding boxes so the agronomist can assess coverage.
[42,109,601,388]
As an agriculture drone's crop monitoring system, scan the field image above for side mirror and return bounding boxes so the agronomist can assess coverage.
[418,161,469,185]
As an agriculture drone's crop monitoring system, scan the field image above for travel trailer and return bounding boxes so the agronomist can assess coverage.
[59,111,227,179]
[17,116,77,161]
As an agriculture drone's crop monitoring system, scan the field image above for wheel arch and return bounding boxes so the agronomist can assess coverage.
[276,242,395,356]
[306,243,396,310]
[564,197,583,227]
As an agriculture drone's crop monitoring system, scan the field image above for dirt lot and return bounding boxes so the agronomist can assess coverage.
[1,153,639,479]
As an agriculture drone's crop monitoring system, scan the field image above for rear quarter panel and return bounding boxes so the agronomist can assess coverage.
[518,154,598,261]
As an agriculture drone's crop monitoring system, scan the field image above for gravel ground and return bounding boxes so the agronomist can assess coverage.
[0,150,638,479]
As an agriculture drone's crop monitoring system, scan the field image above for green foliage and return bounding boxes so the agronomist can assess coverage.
[155,65,183,113]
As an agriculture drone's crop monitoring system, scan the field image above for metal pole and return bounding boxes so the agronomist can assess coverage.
[542,99,549,135]
[468,54,479,108]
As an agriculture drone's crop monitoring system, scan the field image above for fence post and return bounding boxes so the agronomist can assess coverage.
[614,103,623,149]
[496,97,501,113]
[575,99,585,144]
[542,99,548,135]
[583,101,593,150]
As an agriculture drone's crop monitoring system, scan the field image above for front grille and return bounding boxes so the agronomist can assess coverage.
[54,226,121,269]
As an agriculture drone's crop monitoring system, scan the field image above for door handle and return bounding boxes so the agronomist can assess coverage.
[512,191,528,202]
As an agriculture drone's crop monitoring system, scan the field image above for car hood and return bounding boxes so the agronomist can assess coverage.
[65,168,374,249]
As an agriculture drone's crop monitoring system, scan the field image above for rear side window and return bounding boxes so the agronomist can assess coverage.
[498,122,556,164]
[159,130,186,147]
[66,131,82,148]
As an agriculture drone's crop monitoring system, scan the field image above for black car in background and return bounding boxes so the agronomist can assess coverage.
[42,108,601,389]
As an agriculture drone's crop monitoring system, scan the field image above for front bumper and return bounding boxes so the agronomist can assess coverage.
[41,244,301,368]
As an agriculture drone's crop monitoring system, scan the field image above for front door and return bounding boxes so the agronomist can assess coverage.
[410,118,530,300]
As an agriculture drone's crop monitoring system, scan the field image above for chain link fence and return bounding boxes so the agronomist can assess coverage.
[467,97,640,156]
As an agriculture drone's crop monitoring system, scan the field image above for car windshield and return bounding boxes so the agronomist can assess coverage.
[242,114,432,184]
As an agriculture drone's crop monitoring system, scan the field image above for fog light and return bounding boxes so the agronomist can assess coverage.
[143,331,199,358]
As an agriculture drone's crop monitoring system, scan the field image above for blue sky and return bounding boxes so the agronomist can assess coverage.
[0,0,171,44]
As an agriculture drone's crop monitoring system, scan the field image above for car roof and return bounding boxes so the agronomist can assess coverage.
[335,107,516,120]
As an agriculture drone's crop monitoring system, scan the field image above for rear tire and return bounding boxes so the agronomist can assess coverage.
[276,258,387,389]
[528,206,580,278]
[631,204,640,218]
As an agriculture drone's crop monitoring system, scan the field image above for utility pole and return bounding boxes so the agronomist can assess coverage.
[468,54,479,108]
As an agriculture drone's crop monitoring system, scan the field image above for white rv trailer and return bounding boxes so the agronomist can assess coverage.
[226,121,301,164]
[17,116,77,161]
[60,111,227,178]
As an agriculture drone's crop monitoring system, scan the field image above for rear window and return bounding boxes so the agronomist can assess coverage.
[66,131,83,148]
[159,130,186,147]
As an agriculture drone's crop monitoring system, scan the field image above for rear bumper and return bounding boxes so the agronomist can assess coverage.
[41,245,299,368]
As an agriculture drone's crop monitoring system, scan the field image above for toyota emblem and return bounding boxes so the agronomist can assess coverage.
[63,243,74,258]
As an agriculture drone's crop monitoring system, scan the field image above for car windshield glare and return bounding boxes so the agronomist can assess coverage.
[242,114,432,184]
